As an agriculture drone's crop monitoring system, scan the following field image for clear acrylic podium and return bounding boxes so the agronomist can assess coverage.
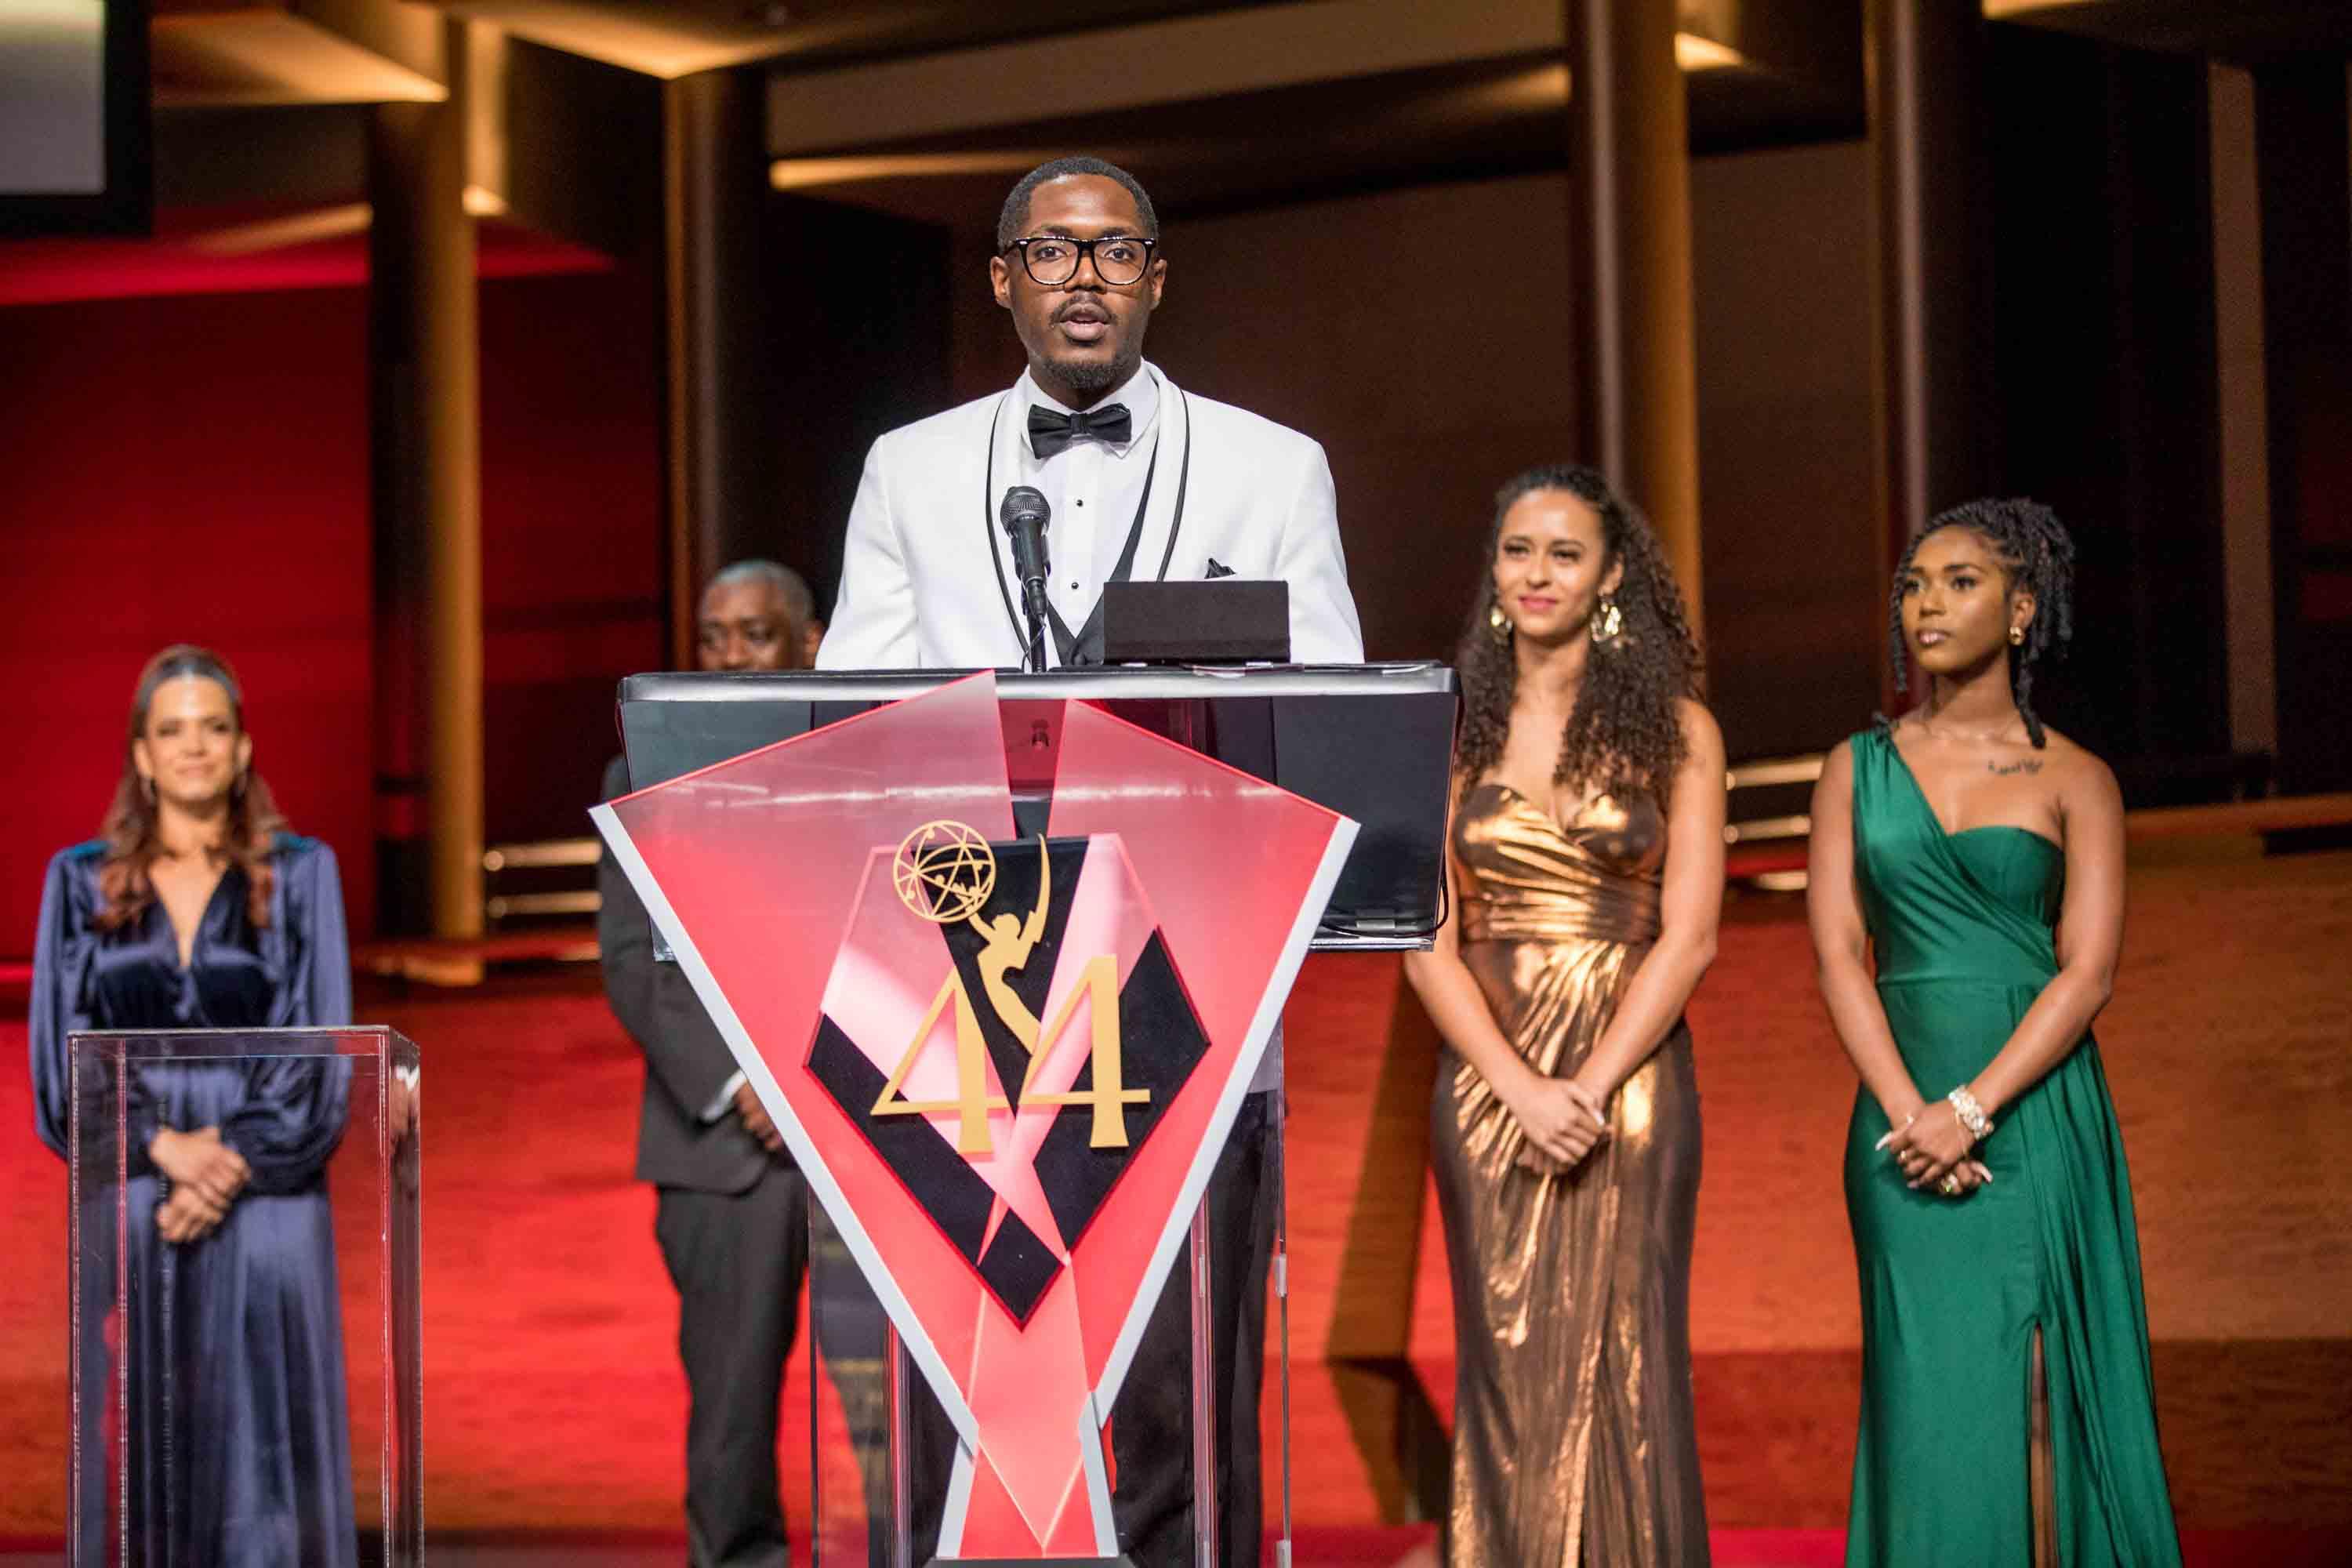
[800,1120,1278,1567]
[67,1026,422,1568]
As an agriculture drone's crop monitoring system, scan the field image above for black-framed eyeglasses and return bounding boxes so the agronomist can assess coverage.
[1001,234,1158,287]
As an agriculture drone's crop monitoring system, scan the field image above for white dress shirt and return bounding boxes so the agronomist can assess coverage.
[1017,365,1167,640]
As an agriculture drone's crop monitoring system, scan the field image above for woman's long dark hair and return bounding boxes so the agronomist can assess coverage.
[1886,497,2077,748]
[1455,465,1704,806]
[96,644,289,931]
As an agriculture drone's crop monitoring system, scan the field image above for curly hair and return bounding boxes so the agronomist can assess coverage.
[1454,465,1704,806]
[96,644,289,931]
[1886,497,2077,748]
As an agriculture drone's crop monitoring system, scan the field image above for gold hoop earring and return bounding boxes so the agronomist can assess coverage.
[2009,625,2025,645]
[1592,595,1624,647]
[1489,602,1512,643]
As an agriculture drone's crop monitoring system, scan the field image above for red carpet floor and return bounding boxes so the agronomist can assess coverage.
[2,971,2345,1565]
[0,1530,2339,1566]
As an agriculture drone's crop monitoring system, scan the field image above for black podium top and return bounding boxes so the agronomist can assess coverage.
[615,663,1457,951]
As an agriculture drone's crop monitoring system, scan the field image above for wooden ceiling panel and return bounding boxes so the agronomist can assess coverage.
[764,48,1864,230]
[757,0,1864,227]
[426,0,1291,80]
[153,9,445,107]
[1986,0,2352,61]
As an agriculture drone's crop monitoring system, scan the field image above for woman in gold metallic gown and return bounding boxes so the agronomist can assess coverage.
[1406,466,1725,1566]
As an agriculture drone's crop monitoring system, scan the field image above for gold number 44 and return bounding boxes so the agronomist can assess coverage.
[871,954,1149,1156]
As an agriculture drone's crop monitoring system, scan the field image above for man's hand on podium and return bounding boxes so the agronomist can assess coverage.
[733,1079,784,1155]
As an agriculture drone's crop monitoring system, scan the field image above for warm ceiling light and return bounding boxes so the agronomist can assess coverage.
[440,0,771,80]
[151,11,444,108]
[181,187,508,254]
[771,32,1743,194]
[770,151,1102,192]
[1470,61,1572,115]
[1674,32,1743,72]
[187,203,372,256]
[1981,0,2094,15]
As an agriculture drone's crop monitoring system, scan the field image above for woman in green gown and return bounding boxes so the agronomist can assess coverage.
[1807,499,2181,1566]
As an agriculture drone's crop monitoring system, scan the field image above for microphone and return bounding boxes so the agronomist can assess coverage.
[1000,485,1052,591]
[1000,486,1053,670]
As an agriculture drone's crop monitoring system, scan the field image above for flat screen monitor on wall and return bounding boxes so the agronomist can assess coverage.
[0,0,150,236]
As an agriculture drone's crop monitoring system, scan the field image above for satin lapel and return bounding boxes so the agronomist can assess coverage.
[1132,365,1188,583]
[1859,730,2059,976]
[979,390,1031,662]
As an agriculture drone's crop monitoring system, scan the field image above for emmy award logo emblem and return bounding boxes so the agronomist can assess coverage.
[873,822,1148,1156]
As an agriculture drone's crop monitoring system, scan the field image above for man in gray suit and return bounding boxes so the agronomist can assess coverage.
[598,560,821,1568]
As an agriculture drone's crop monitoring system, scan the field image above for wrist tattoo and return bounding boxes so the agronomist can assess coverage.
[1986,759,2043,775]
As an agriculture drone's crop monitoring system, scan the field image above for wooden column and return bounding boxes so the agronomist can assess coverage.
[2208,62,2277,764]
[661,66,776,666]
[369,15,482,942]
[1563,0,1704,627]
[1867,0,1992,575]
[2254,58,2352,792]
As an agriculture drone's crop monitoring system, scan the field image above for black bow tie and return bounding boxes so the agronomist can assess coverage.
[1028,401,1133,459]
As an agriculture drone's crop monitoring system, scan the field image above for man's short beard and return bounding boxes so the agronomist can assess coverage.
[1035,343,1142,399]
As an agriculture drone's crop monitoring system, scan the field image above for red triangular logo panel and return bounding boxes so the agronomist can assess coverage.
[597,673,1353,1557]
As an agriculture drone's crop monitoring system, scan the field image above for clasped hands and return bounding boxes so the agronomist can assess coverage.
[150,1126,250,1244]
[1507,1073,1611,1173]
[1878,1098,1991,1198]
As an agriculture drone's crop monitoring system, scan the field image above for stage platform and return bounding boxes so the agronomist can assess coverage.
[2,841,2346,1559]
[0,1528,2345,1566]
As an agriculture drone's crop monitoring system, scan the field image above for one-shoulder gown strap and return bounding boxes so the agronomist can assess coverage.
[1842,729,2181,1568]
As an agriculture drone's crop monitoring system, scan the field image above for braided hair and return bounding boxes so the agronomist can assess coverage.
[1455,465,1704,807]
[1887,497,2077,748]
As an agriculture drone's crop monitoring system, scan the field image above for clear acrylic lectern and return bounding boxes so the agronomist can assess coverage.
[67,1025,422,1568]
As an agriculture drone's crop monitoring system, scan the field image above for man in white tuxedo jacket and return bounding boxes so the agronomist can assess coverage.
[819,157,1362,1566]
[818,159,1362,671]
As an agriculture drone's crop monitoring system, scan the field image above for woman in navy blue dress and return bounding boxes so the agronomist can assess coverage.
[29,644,357,1568]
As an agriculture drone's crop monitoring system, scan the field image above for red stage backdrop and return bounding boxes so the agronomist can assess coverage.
[0,249,663,956]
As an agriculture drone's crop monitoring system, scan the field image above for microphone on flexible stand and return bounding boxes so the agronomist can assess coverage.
[1000,485,1053,671]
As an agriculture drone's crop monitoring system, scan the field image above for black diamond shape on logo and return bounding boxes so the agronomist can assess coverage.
[804,837,1214,1324]
[1029,930,1207,1251]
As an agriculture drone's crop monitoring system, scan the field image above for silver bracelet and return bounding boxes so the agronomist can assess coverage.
[1947,1086,1994,1144]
